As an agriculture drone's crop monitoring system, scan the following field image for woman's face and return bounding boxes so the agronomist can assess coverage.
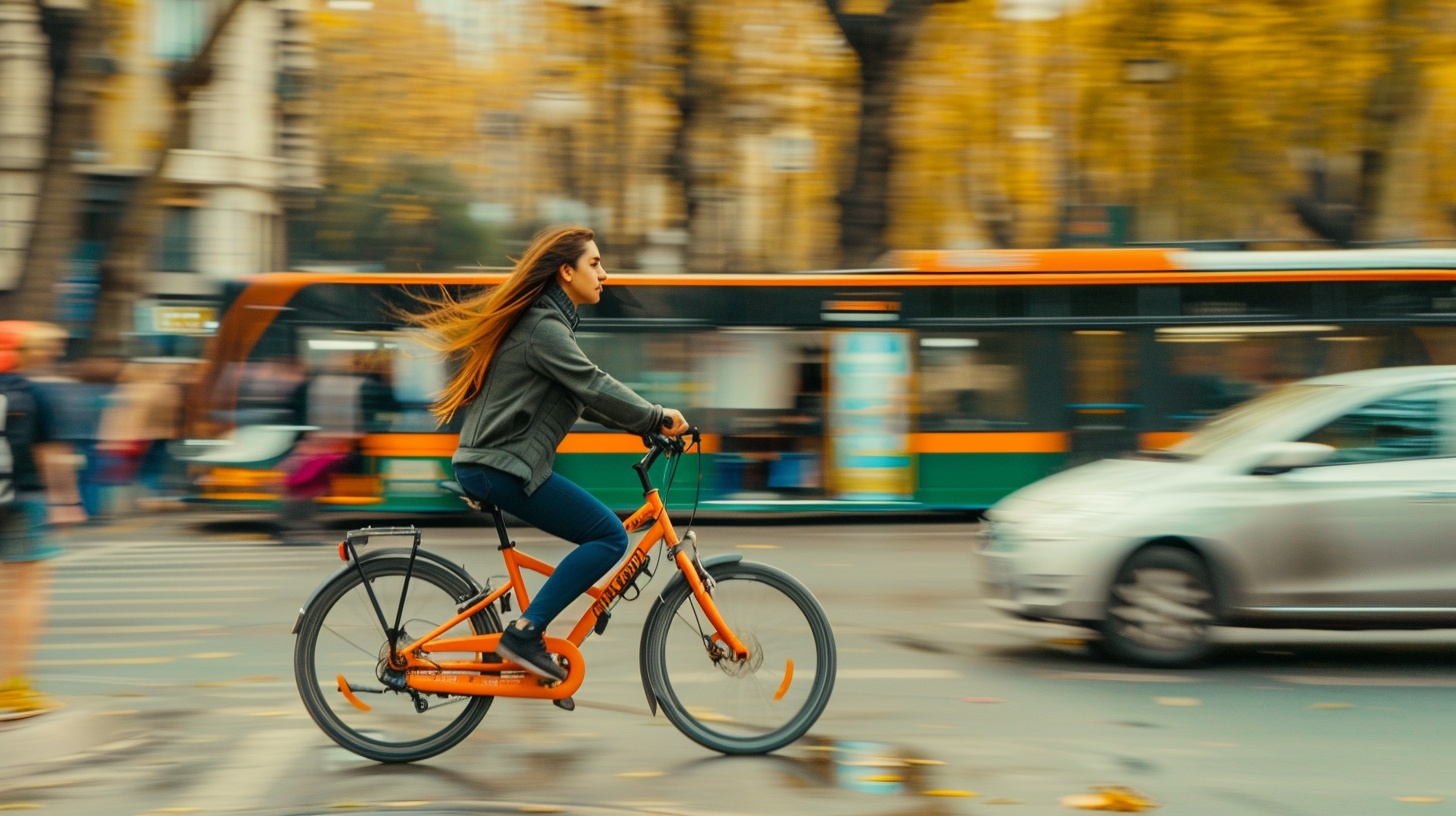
[559,239,606,306]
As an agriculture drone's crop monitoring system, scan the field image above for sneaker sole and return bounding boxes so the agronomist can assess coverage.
[495,642,567,683]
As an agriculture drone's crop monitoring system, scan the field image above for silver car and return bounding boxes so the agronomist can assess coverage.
[977,365,1456,667]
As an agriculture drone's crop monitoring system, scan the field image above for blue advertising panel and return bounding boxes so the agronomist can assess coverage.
[827,330,914,500]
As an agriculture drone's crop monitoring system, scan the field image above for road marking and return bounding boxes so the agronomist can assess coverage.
[1037,671,1198,683]
[47,611,230,621]
[33,657,174,666]
[1274,675,1456,688]
[839,669,963,679]
[50,597,269,606]
[45,624,213,634]
[38,640,196,650]
[50,585,271,594]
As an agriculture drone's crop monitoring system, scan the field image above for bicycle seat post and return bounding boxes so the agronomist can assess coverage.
[488,505,514,551]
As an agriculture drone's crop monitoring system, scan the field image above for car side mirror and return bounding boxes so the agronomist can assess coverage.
[1250,442,1336,475]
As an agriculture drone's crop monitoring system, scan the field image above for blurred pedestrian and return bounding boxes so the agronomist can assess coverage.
[95,360,185,513]
[47,358,123,519]
[275,353,378,545]
[0,321,82,718]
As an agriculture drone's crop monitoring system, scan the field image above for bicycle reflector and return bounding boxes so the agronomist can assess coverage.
[338,541,347,561]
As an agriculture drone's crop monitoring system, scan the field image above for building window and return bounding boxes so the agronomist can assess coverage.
[158,208,196,272]
[154,0,213,61]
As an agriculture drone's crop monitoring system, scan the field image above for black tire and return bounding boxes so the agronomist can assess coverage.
[641,561,836,755]
[293,557,501,762]
[1099,546,1218,668]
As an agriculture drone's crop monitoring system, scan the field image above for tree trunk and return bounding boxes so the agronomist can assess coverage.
[664,0,708,272]
[1353,0,1425,243]
[13,4,103,324]
[88,0,249,352]
[826,0,935,268]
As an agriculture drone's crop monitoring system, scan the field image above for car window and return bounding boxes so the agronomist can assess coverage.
[1299,387,1445,464]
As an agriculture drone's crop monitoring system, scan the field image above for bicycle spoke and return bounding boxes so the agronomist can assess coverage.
[294,558,501,763]
[644,562,835,755]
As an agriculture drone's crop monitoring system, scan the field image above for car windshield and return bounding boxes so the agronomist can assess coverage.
[1169,384,1340,458]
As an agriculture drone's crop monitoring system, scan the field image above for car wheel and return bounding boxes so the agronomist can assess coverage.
[1099,546,1217,668]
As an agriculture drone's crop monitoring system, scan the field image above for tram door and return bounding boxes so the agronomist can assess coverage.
[1067,330,1139,466]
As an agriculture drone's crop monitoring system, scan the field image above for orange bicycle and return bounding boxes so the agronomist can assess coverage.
[292,431,836,762]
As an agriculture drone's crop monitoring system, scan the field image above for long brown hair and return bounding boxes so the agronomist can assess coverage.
[406,226,595,425]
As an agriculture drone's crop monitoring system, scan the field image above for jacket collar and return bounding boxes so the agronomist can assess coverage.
[541,284,580,331]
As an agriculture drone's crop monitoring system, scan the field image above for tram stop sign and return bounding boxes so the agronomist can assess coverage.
[1058,204,1130,247]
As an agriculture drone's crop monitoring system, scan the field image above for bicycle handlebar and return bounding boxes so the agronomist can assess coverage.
[641,429,695,456]
[634,427,700,492]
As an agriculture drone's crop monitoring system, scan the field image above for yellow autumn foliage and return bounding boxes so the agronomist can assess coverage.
[305,0,1456,266]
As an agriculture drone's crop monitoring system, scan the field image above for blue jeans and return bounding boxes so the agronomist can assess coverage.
[453,465,628,628]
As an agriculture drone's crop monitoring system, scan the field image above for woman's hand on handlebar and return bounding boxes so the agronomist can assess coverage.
[661,408,690,437]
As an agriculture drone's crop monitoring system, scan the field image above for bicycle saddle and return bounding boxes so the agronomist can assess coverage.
[439,480,495,513]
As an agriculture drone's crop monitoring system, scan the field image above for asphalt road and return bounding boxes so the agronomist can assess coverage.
[5,510,1456,815]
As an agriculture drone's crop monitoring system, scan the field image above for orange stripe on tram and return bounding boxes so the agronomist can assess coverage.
[911,432,1069,454]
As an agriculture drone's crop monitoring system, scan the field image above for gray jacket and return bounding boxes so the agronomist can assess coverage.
[452,285,664,494]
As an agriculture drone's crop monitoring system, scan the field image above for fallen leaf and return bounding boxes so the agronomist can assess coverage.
[985,798,1025,805]
[1309,702,1354,710]
[1154,697,1201,707]
[964,696,1003,703]
[1060,785,1158,812]
[860,774,904,783]
[923,790,978,797]
[1395,797,1443,804]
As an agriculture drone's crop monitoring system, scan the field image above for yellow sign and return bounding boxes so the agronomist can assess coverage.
[153,306,217,334]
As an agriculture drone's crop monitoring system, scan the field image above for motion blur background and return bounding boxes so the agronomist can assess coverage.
[5,0,1456,518]
[6,0,1456,334]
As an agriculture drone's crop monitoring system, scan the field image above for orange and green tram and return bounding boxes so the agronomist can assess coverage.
[184,247,1456,514]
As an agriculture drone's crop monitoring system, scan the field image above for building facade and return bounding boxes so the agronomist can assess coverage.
[0,0,317,336]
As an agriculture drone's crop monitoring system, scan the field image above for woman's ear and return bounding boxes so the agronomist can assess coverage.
[559,263,573,282]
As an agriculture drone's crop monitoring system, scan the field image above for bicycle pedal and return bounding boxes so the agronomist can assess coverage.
[553,696,576,712]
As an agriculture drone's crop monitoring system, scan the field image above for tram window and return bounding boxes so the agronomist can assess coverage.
[917,333,1029,430]
[1070,286,1138,317]
[918,287,1025,318]
[1158,328,1328,424]
[1412,327,1456,363]
[296,329,434,433]
[1181,283,1312,317]
[1346,282,1456,318]
[1070,330,1134,407]
[576,331,709,417]
[1157,326,1439,426]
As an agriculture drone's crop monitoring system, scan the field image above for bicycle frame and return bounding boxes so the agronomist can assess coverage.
[342,439,749,706]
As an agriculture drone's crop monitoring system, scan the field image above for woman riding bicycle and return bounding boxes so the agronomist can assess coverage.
[410,226,689,681]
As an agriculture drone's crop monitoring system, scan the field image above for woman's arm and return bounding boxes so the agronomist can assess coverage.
[526,317,665,434]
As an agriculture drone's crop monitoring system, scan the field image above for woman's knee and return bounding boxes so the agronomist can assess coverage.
[589,522,629,561]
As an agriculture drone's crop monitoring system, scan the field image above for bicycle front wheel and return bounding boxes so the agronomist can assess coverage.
[641,560,836,755]
[293,556,501,763]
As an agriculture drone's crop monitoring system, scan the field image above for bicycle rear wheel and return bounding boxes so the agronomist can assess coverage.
[641,560,835,754]
[293,556,501,763]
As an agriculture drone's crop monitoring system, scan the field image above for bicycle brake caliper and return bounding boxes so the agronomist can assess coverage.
[682,531,714,592]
